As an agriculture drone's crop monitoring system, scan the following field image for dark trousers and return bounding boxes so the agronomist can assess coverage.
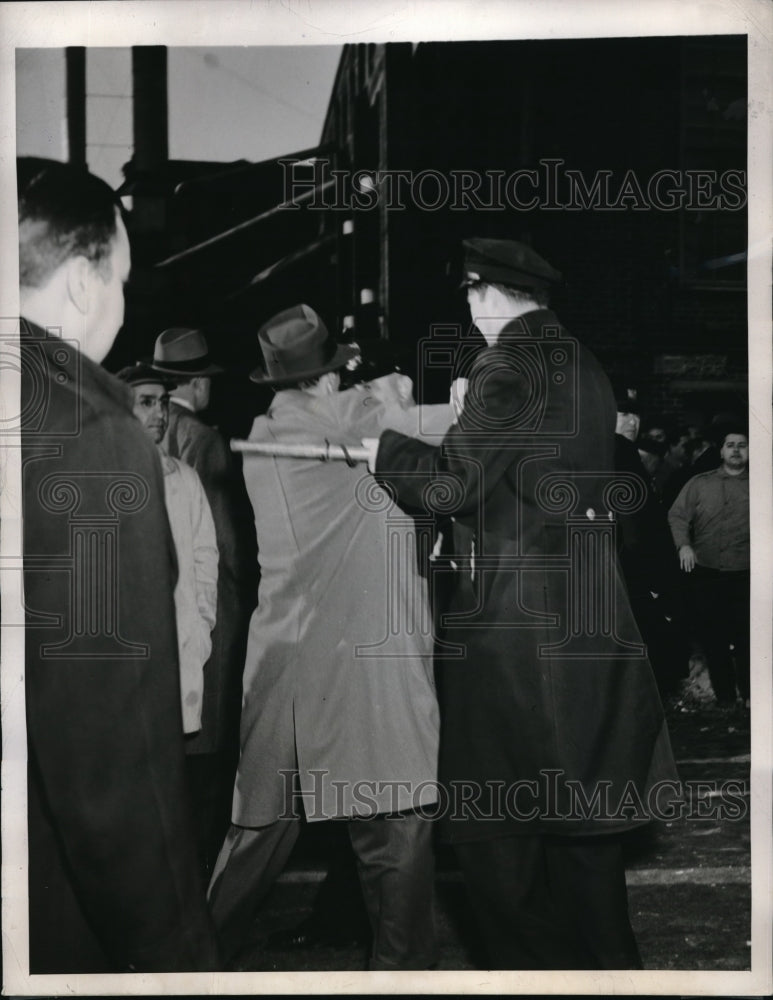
[208,811,436,970]
[688,567,750,702]
[627,584,690,698]
[184,751,236,882]
[455,834,642,970]
[308,821,370,937]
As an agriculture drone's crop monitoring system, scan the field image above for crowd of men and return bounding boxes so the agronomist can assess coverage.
[613,391,750,708]
[17,158,748,974]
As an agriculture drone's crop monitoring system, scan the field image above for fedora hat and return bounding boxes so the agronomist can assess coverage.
[150,327,223,376]
[250,304,357,386]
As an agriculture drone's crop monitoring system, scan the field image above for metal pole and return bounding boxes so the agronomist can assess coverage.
[65,47,86,167]
[132,46,168,170]
[231,440,370,464]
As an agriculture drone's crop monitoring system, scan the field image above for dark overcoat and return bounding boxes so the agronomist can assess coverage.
[164,403,257,756]
[21,321,218,972]
[376,309,678,842]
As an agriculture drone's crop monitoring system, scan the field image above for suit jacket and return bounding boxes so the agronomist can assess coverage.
[376,309,678,841]
[233,383,454,825]
[164,401,257,755]
[21,321,218,973]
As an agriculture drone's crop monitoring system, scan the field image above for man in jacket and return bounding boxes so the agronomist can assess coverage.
[150,327,257,876]
[18,157,218,972]
[364,238,678,970]
[667,426,750,706]
[117,363,219,738]
[207,304,454,970]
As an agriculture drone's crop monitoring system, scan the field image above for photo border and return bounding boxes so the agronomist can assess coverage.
[1,1,771,995]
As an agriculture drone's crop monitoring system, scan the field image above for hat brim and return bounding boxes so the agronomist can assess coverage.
[144,358,224,376]
[116,367,178,389]
[249,343,358,386]
[459,269,558,292]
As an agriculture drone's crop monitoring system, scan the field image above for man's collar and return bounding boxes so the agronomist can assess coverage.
[717,465,749,479]
[170,395,195,412]
[21,316,135,412]
[498,308,559,339]
[158,448,176,474]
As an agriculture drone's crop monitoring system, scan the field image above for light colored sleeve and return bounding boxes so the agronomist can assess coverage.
[379,403,455,443]
[186,467,219,634]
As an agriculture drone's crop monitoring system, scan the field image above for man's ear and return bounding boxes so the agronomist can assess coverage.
[65,255,94,315]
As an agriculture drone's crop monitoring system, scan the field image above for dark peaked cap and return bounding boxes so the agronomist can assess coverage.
[461,238,562,291]
[116,362,176,389]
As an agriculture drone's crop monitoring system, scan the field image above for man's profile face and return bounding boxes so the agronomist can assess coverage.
[669,434,690,466]
[720,433,748,472]
[85,213,131,362]
[467,284,508,347]
[131,382,169,445]
[644,426,666,444]
[196,376,212,411]
[616,409,640,442]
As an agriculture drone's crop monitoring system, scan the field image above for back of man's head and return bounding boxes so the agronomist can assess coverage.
[18,157,120,290]
[490,281,549,310]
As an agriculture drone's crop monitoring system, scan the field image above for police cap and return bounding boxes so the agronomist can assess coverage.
[461,238,562,292]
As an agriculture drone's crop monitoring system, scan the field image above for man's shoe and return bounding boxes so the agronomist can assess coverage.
[265,916,368,951]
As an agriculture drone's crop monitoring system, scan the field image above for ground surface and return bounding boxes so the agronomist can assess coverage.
[229,703,752,973]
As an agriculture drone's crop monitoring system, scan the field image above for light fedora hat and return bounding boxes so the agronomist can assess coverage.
[250,304,357,386]
[150,327,224,376]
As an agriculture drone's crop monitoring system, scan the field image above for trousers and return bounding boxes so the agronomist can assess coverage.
[208,810,436,969]
[688,566,750,703]
[455,833,642,970]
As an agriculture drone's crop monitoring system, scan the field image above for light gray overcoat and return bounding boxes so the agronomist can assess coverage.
[233,382,453,825]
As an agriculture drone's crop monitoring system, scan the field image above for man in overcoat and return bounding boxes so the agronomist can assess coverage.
[207,304,453,970]
[613,391,687,699]
[150,327,258,875]
[365,239,679,970]
[17,158,218,972]
[116,362,219,737]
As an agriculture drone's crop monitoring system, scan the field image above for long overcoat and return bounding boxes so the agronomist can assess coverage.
[21,321,217,973]
[161,453,219,734]
[376,309,678,842]
[233,383,453,825]
[164,403,257,756]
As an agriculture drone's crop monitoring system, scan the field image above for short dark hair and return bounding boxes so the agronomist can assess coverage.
[637,436,666,458]
[18,157,122,288]
[490,281,550,309]
[716,424,749,447]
